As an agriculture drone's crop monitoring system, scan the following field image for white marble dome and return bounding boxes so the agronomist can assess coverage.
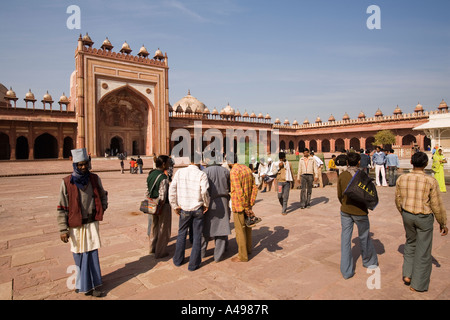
[172,90,206,113]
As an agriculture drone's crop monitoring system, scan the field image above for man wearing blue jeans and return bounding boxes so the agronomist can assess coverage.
[337,152,378,279]
[169,162,210,271]
[173,208,205,270]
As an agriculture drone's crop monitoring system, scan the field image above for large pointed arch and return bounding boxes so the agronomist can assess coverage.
[97,84,156,156]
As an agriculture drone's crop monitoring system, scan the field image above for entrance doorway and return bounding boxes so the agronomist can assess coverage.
[110,136,124,156]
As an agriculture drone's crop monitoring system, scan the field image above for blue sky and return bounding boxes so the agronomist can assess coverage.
[1,0,449,124]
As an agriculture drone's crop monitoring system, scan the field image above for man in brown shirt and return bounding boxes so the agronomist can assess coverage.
[395,151,448,292]
[337,152,378,279]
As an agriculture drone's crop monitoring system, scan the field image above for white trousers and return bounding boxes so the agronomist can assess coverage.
[375,164,387,186]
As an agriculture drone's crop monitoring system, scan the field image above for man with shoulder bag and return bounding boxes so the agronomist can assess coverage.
[337,152,378,279]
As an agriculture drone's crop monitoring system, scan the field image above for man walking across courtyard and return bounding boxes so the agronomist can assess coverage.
[395,151,447,292]
[386,149,400,187]
[337,152,378,279]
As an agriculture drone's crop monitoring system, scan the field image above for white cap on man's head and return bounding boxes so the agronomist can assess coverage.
[71,148,89,163]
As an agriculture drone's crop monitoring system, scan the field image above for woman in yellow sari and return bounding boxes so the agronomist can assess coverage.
[432,148,447,192]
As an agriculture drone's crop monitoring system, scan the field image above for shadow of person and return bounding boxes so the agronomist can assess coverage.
[287,197,329,212]
[309,196,329,206]
[101,254,159,296]
[351,232,385,267]
[397,244,441,267]
[251,226,290,258]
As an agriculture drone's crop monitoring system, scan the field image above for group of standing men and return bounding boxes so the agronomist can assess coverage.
[167,154,259,271]
[57,146,447,297]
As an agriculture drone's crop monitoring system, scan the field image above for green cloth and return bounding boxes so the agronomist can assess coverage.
[147,169,167,199]
[432,152,446,192]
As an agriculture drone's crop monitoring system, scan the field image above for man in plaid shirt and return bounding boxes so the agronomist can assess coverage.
[395,151,448,292]
[230,157,259,262]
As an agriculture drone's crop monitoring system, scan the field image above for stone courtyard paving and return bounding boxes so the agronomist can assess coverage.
[0,162,449,300]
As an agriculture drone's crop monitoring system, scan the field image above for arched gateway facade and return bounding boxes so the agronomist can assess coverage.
[0,33,448,160]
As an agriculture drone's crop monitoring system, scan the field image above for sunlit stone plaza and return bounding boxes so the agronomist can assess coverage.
[0,159,448,300]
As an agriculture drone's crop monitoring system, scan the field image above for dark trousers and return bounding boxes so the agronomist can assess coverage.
[173,208,204,271]
[402,211,434,291]
[388,167,397,186]
[277,181,290,213]
[300,174,313,207]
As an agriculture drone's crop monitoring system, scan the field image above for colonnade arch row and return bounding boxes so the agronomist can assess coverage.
[0,132,75,160]
[276,131,430,154]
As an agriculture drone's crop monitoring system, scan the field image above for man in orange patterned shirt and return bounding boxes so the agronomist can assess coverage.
[230,158,259,262]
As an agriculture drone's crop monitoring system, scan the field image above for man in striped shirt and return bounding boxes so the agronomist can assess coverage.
[230,159,259,262]
[169,163,210,271]
[395,151,448,292]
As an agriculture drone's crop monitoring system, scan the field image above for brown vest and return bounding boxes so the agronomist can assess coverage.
[63,173,104,228]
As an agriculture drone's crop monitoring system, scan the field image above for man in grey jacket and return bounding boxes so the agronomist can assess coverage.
[201,160,231,262]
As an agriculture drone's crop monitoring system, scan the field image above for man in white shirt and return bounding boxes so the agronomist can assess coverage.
[169,162,210,271]
[311,151,324,188]
[260,158,277,192]
[372,146,388,187]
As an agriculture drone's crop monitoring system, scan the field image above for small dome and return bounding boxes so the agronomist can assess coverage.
[82,33,94,47]
[257,112,264,119]
[120,41,132,54]
[42,91,53,102]
[250,112,257,118]
[203,107,210,114]
[59,92,69,104]
[315,116,322,123]
[265,113,271,119]
[101,37,113,51]
[358,111,366,119]
[185,106,193,114]
[154,48,164,61]
[284,119,290,125]
[394,105,402,114]
[414,102,423,112]
[5,87,17,99]
[25,89,36,101]
[342,112,350,120]
[212,107,219,115]
[274,118,281,124]
[138,45,149,58]
[303,118,310,124]
[223,103,235,116]
[242,111,249,118]
[172,90,207,114]
[292,119,299,125]
[375,108,383,117]
[235,109,241,117]
[168,104,173,112]
[328,114,335,122]
[438,99,448,110]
